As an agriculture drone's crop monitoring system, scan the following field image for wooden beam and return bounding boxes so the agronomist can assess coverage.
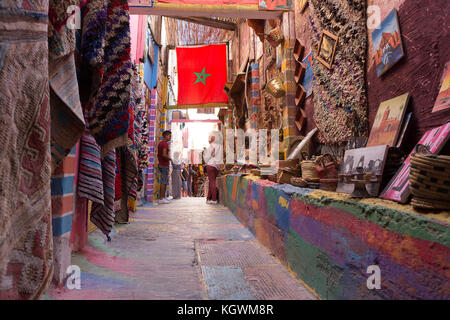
[130,4,284,20]
[169,16,237,31]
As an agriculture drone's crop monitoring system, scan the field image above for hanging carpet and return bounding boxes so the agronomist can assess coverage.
[0,1,53,299]
[308,0,368,144]
[83,0,133,157]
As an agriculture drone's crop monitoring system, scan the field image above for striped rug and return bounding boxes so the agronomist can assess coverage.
[78,131,104,203]
[90,150,117,236]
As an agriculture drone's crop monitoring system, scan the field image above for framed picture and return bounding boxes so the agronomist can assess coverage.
[299,0,308,12]
[336,145,389,197]
[371,9,405,77]
[317,30,338,69]
[366,93,410,147]
[432,60,450,113]
[380,122,450,203]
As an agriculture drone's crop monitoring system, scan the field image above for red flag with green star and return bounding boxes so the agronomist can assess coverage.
[176,44,229,107]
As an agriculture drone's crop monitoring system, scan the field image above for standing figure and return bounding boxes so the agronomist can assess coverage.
[171,152,182,199]
[181,163,188,197]
[204,131,223,204]
[157,130,172,204]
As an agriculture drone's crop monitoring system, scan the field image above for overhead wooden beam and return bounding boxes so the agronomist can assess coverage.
[169,16,237,31]
[130,4,284,20]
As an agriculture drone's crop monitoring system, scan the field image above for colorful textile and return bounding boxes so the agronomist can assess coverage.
[308,0,368,144]
[48,1,85,171]
[78,131,104,203]
[176,44,229,107]
[84,0,133,156]
[80,0,108,68]
[0,1,53,299]
[49,54,85,171]
[90,150,117,236]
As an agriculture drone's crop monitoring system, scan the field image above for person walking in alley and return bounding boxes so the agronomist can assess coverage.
[157,130,172,204]
[204,131,223,204]
[171,152,182,199]
[181,162,188,197]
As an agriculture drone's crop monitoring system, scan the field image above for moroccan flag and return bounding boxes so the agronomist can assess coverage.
[176,44,229,107]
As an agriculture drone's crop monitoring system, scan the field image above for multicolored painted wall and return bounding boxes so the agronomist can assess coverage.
[218,175,450,300]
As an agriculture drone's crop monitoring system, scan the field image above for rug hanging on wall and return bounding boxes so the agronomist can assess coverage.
[48,0,86,171]
[83,0,133,157]
[308,0,368,144]
[0,1,53,299]
[90,150,117,236]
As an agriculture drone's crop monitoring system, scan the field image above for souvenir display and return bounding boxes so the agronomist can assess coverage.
[380,122,450,203]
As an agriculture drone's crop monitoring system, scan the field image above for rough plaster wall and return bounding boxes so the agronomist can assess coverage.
[293,0,450,149]
[52,234,71,286]
[367,0,450,153]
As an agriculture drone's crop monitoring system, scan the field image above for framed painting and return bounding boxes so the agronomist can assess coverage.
[432,60,450,113]
[317,30,338,69]
[366,93,410,147]
[380,122,450,203]
[336,145,389,197]
[371,9,405,77]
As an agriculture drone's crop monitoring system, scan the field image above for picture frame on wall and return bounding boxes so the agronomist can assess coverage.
[317,30,338,70]
[371,9,405,78]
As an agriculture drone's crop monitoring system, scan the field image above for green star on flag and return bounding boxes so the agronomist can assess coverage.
[194,68,211,85]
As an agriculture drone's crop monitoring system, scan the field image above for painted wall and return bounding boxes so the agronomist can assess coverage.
[51,146,78,285]
[218,175,450,299]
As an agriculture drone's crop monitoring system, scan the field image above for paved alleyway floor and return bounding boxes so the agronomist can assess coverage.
[44,198,317,300]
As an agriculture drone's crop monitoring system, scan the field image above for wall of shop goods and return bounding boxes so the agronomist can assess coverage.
[294,0,450,148]
[218,175,450,300]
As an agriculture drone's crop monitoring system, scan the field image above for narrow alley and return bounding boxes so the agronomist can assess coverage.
[1,0,449,304]
[45,198,316,300]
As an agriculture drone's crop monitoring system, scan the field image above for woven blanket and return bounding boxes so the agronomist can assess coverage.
[78,131,104,203]
[90,150,117,236]
[84,0,133,157]
[309,0,368,144]
[81,0,108,68]
[0,1,53,299]
[49,54,85,171]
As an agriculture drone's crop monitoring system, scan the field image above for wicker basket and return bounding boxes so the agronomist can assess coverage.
[266,26,284,47]
[301,160,319,181]
[291,177,308,187]
[410,153,450,210]
[266,76,285,98]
